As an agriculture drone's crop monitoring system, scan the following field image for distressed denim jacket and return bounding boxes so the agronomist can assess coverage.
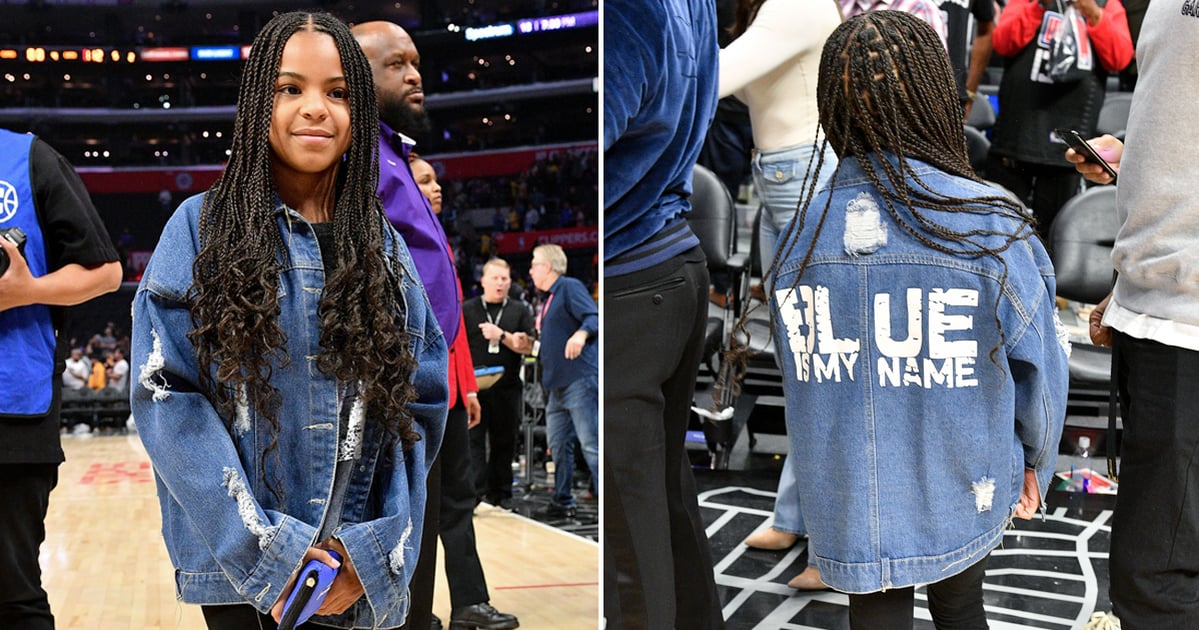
[771,154,1069,593]
[131,193,448,628]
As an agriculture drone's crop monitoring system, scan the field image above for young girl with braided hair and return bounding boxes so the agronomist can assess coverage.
[766,11,1068,627]
[131,12,447,629]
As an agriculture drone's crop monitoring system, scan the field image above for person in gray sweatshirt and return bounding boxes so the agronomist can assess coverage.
[1068,3,1199,628]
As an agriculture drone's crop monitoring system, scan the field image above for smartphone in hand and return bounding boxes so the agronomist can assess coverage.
[278,550,342,630]
[1055,128,1118,181]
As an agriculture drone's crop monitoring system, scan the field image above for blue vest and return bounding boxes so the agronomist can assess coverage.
[0,130,56,417]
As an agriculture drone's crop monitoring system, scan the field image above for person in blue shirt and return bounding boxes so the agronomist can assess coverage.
[0,130,121,629]
[603,1,724,628]
[763,11,1068,627]
[130,13,447,629]
[528,244,598,519]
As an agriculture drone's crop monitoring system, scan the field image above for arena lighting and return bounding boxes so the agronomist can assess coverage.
[190,45,238,61]
[0,50,16,60]
[464,23,515,42]
[516,10,598,34]
[140,47,188,62]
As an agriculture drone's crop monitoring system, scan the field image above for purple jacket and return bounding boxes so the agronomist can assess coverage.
[377,122,460,344]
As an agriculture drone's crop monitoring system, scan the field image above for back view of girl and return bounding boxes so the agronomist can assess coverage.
[769,11,1069,628]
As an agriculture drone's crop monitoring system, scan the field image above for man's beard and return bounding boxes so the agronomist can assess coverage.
[380,92,431,138]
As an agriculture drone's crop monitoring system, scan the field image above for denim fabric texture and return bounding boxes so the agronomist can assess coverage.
[752,140,837,535]
[770,154,1068,593]
[753,141,838,282]
[545,377,599,507]
[131,193,449,629]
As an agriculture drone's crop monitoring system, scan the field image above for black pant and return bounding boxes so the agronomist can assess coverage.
[0,463,58,630]
[603,247,724,630]
[201,604,323,629]
[470,385,521,503]
[402,404,489,627]
[1110,332,1199,629]
[848,555,989,630]
[984,155,1081,241]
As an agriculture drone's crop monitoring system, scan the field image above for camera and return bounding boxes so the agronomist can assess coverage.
[0,227,27,277]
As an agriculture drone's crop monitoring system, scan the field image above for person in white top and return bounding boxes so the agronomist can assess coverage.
[61,347,89,390]
[105,348,129,393]
[1067,2,1199,626]
[717,0,841,591]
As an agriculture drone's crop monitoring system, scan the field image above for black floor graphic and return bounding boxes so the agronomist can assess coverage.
[694,469,1114,629]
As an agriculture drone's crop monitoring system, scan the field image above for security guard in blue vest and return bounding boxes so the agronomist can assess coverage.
[0,128,121,629]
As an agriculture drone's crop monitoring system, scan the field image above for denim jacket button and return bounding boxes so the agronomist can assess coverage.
[775,170,784,180]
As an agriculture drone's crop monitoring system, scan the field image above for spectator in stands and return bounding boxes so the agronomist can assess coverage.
[87,354,107,391]
[129,13,447,628]
[987,0,1132,236]
[603,0,723,627]
[1066,3,1199,626]
[715,0,841,592]
[529,243,598,520]
[942,0,995,121]
[840,0,949,44]
[104,347,128,393]
[0,128,121,628]
[90,322,117,354]
[62,347,90,391]
[765,12,1067,627]
[463,258,535,509]
[354,21,518,630]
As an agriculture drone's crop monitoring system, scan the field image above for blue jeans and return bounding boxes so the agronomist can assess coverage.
[545,377,599,507]
[753,141,835,534]
[752,141,838,278]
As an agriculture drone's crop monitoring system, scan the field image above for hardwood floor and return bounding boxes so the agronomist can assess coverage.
[42,433,598,629]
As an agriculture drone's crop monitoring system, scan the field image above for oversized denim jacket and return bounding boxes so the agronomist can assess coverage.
[771,154,1069,593]
[131,193,448,628]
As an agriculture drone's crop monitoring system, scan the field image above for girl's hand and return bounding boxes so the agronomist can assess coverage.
[315,538,364,616]
[1014,470,1041,520]
[270,546,344,622]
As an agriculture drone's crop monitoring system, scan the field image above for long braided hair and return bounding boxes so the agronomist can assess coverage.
[716,11,1035,403]
[188,12,421,480]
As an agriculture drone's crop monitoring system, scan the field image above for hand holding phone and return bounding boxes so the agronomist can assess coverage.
[278,550,342,630]
[1056,128,1119,182]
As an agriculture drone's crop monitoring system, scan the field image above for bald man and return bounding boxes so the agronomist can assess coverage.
[353,22,518,630]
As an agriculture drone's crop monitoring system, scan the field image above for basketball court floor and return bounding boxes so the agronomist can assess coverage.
[41,433,598,629]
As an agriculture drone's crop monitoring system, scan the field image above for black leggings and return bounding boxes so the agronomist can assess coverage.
[848,555,989,630]
[201,604,323,630]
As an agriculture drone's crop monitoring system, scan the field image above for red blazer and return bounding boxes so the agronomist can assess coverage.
[448,313,479,410]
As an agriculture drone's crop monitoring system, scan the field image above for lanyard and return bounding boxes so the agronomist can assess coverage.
[535,293,555,332]
[484,298,508,327]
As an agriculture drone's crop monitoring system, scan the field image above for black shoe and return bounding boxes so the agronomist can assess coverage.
[540,503,577,519]
[448,602,519,629]
[431,614,444,630]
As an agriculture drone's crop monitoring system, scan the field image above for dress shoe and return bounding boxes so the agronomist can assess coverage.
[787,565,829,591]
[449,602,520,629]
[431,614,444,630]
[743,527,798,551]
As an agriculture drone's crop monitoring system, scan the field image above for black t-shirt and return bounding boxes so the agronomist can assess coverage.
[4,137,119,464]
[310,222,337,278]
[942,0,996,102]
[462,295,536,389]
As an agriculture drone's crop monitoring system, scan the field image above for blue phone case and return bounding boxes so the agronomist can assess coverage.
[278,550,342,630]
